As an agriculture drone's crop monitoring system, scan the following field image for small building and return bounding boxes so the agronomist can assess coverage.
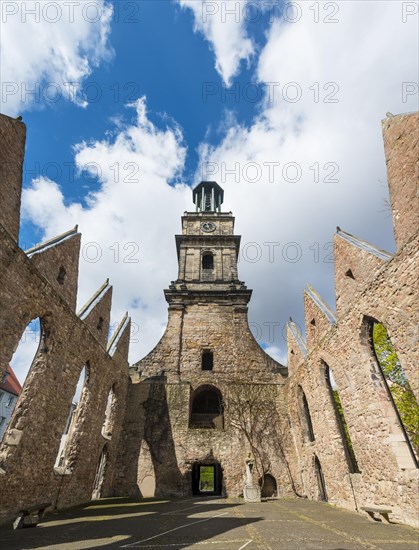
[0,367,22,440]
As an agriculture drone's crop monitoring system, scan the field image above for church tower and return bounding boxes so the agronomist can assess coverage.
[128,181,287,499]
[166,180,251,308]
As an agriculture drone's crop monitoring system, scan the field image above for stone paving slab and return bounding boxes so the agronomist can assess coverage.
[0,497,417,550]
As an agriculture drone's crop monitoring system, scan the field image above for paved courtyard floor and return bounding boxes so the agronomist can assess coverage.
[0,497,417,550]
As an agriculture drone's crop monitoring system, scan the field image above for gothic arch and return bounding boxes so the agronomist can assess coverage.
[54,362,91,471]
[190,385,224,429]
[297,385,315,443]
[321,360,359,473]
[361,316,418,468]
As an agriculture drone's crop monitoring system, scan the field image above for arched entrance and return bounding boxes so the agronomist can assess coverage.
[192,463,222,496]
[259,474,277,498]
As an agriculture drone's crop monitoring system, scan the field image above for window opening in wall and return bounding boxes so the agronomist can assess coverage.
[1,318,42,442]
[97,316,104,331]
[202,350,213,371]
[202,252,214,270]
[371,321,419,462]
[345,268,355,279]
[314,455,327,501]
[298,386,315,442]
[190,386,223,429]
[54,364,90,469]
[57,266,66,285]
[324,363,359,473]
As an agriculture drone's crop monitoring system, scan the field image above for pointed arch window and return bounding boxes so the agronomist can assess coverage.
[369,320,418,465]
[1,318,42,443]
[298,386,315,442]
[54,363,90,470]
[323,362,359,473]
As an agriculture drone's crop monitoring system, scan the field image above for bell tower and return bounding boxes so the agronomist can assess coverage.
[165,181,251,304]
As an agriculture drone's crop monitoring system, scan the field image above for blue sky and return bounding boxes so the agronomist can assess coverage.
[2,0,418,382]
[18,0,274,247]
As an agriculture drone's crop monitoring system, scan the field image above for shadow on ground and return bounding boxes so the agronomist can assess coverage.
[0,496,262,550]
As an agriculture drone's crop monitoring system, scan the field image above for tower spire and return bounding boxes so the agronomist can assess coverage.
[193,181,224,213]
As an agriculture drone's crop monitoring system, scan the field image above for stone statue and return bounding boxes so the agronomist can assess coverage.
[243,452,261,502]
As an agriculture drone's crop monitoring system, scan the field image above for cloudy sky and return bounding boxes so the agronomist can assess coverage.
[2,0,418,383]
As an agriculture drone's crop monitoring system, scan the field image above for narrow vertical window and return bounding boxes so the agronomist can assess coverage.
[54,364,90,470]
[314,455,327,501]
[323,362,359,473]
[298,386,315,442]
[1,318,41,442]
[202,252,214,270]
[202,350,213,371]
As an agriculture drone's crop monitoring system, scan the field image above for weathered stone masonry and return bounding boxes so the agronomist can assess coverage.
[0,114,131,522]
[285,112,419,527]
[0,111,417,528]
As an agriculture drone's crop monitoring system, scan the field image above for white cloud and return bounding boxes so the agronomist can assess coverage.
[1,0,113,115]
[20,1,419,371]
[178,0,254,86]
[194,1,419,354]
[22,97,191,363]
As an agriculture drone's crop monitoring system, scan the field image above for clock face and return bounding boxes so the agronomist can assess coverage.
[201,221,216,233]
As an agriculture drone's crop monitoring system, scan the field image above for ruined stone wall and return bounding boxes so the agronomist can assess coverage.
[0,115,131,523]
[115,379,300,500]
[134,302,286,383]
[284,112,419,527]
[382,112,418,248]
[0,115,25,243]
[119,294,295,498]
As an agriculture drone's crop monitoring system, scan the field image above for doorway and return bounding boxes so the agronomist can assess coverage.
[192,463,222,495]
[259,474,278,498]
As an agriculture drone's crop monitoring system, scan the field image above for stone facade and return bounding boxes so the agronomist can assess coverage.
[0,111,417,527]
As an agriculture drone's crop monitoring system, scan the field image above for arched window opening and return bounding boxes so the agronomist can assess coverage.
[97,316,104,331]
[54,363,90,470]
[202,252,214,270]
[57,266,66,285]
[202,350,213,371]
[314,455,327,501]
[324,363,359,473]
[1,318,42,442]
[370,321,419,463]
[259,474,278,498]
[102,385,117,440]
[190,386,223,429]
[92,444,108,500]
[298,386,315,442]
